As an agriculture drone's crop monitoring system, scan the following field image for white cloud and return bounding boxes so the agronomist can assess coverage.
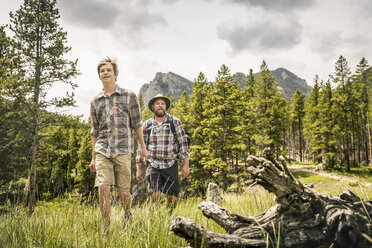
[228,0,318,12]
[217,14,302,54]
[58,0,167,49]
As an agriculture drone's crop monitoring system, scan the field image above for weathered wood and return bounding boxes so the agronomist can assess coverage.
[206,182,223,205]
[171,148,372,247]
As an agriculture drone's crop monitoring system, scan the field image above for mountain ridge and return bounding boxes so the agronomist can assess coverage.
[139,68,312,105]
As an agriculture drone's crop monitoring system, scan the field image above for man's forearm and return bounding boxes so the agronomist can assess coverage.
[135,126,146,149]
[92,135,97,160]
[183,157,189,167]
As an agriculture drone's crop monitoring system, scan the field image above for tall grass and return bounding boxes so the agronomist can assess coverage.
[0,187,275,248]
[0,197,193,248]
[1,168,371,248]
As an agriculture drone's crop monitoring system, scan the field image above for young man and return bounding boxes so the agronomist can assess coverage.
[89,57,148,230]
[136,94,189,209]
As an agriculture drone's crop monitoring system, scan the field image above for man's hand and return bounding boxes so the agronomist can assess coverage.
[141,148,148,163]
[136,164,145,181]
[181,164,189,179]
[89,159,96,173]
[181,157,189,179]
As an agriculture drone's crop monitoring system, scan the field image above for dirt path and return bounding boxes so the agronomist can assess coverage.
[288,165,367,185]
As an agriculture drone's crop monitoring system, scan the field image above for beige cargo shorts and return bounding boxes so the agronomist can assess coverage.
[94,153,131,192]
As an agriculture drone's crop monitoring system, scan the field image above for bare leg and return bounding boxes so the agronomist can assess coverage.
[119,190,132,228]
[166,194,178,211]
[150,191,161,207]
[99,185,111,230]
[118,190,132,215]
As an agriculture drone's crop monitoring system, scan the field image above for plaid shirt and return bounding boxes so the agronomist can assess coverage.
[136,113,189,169]
[90,85,142,158]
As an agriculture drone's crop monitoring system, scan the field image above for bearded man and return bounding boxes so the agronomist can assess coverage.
[136,94,189,209]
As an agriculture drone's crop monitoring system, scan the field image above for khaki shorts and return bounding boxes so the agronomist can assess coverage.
[95,153,131,192]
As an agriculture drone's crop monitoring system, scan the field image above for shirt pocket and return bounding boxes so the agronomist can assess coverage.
[117,103,130,131]
[96,102,108,129]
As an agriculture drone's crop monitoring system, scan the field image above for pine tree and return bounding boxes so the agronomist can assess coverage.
[332,55,352,170]
[171,90,190,130]
[200,65,243,190]
[252,60,285,156]
[138,93,152,121]
[290,89,306,161]
[241,68,257,158]
[188,72,210,195]
[1,25,35,204]
[245,69,255,98]
[304,75,322,162]
[7,0,79,213]
[318,80,337,167]
[75,128,95,200]
[354,58,371,165]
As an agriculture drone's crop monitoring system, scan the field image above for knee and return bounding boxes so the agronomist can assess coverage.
[151,192,161,200]
[167,195,177,202]
[99,185,110,194]
[119,191,131,198]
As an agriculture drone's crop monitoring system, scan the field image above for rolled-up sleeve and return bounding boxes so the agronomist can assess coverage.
[174,119,189,159]
[129,93,143,129]
[90,101,99,137]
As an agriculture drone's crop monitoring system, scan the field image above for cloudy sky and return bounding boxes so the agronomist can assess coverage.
[1,0,371,118]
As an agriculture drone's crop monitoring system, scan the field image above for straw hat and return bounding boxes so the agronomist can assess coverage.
[148,94,171,112]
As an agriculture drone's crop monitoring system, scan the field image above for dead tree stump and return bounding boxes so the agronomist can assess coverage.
[206,182,223,205]
[171,149,372,248]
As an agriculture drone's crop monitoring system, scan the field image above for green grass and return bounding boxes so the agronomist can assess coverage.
[290,161,317,166]
[0,198,191,248]
[329,166,372,182]
[293,167,372,200]
[1,167,371,248]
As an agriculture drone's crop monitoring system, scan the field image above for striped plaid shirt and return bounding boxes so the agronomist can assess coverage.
[136,113,189,169]
[90,85,142,158]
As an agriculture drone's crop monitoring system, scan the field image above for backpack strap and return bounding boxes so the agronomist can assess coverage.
[167,115,180,158]
[166,115,177,138]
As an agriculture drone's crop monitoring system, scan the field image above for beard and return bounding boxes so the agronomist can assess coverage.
[154,108,166,117]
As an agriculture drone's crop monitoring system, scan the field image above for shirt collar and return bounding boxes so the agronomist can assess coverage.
[97,84,120,99]
[152,113,169,125]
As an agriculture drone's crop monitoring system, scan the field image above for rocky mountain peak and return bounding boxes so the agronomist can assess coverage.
[233,67,312,101]
[139,71,193,105]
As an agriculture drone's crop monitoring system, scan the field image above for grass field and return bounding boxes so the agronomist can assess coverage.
[0,165,371,248]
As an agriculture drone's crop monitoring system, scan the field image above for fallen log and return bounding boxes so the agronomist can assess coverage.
[171,149,372,248]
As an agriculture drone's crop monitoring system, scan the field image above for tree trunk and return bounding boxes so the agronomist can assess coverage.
[298,119,303,161]
[28,59,41,215]
[171,148,372,248]
[28,111,39,215]
[368,116,372,165]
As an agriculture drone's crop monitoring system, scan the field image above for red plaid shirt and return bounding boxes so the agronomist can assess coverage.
[136,113,189,169]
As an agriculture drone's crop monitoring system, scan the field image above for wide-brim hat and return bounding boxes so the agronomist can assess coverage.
[148,94,171,112]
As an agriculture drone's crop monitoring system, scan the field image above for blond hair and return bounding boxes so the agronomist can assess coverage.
[97,57,119,76]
